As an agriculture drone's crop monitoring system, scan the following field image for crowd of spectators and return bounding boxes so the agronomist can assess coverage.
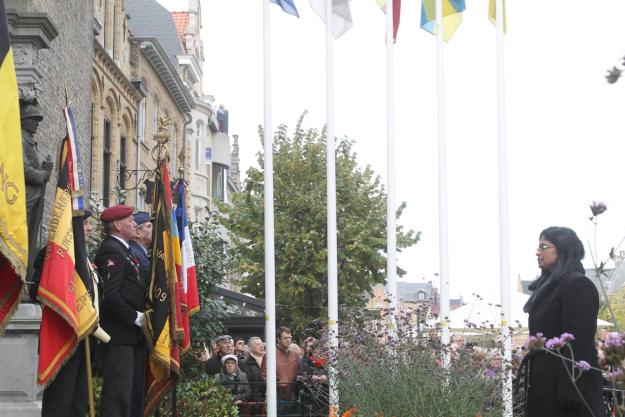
[199,327,328,416]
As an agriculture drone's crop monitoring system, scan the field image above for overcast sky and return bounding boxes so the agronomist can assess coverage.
[158,0,625,304]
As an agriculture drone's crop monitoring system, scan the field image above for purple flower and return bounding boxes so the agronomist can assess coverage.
[526,333,546,351]
[590,201,607,217]
[484,368,497,379]
[575,361,591,371]
[605,332,624,349]
[559,333,575,343]
[606,368,624,380]
[545,337,564,350]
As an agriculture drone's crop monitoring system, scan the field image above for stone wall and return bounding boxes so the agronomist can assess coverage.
[8,0,94,243]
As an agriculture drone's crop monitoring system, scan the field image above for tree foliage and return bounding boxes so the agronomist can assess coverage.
[189,212,231,345]
[600,286,625,331]
[220,113,420,336]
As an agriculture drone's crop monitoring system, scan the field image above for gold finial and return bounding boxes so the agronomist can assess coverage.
[151,117,174,163]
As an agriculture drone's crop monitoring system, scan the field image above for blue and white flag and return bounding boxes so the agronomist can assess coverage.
[271,0,299,17]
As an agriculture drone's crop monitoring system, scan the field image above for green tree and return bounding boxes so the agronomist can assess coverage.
[220,113,420,336]
[189,212,231,345]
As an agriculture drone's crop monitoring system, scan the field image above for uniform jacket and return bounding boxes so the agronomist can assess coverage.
[129,241,150,282]
[525,271,606,417]
[96,236,147,345]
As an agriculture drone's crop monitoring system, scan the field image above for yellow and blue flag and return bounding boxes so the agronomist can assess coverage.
[420,0,465,42]
[488,0,506,33]
[271,0,299,17]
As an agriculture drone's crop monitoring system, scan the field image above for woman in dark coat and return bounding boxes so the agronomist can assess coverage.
[523,226,605,417]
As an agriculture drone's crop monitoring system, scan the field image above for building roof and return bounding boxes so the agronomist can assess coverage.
[126,0,185,66]
[397,281,433,301]
[171,11,189,52]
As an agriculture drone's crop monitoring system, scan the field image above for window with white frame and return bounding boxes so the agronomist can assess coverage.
[211,163,227,203]
[138,98,146,142]
[195,121,202,171]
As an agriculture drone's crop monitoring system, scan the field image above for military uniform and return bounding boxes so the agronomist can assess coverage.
[128,211,151,417]
[96,205,147,417]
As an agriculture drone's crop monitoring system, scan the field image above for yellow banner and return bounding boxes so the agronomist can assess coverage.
[0,49,27,278]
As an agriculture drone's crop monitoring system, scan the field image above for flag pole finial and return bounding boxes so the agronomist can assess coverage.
[151,117,173,163]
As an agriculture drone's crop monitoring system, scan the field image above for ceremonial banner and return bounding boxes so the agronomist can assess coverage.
[310,0,353,39]
[143,161,180,417]
[376,0,401,42]
[420,0,466,42]
[175,180,198,315]
[175,179,199,352]
[36,109,98,385]
[0,0,28,332]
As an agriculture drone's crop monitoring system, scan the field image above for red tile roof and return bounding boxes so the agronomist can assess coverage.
[172,12,189,52]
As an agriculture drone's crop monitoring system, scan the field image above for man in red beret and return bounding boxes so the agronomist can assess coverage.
[95,204,147,417]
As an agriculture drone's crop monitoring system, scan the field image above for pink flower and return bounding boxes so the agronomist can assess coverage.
[545,337,564,350]
[559,333,575,343]
[575,361,591,371]
[526,333,546,351]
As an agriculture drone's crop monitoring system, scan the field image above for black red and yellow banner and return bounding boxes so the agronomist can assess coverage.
[36,119,97,385]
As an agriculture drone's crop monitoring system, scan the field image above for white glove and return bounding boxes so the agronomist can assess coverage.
[134,312,145,327]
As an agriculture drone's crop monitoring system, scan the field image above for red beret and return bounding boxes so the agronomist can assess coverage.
[100,205,134,222]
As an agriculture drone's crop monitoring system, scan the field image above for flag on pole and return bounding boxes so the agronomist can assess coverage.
[175,180,199,352]
[143,161,181,416]
[310,0,353,39]
[36,108,98,385]
[488,0,506,33]
[0,0,28,333]
[376,0,401,43]
[420,0,466,42]
[271,0,299,17]
[170,198,185,345]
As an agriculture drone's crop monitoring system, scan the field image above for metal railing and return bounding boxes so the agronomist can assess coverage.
[216,381,326,417]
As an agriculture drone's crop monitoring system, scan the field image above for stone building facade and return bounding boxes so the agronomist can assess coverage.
[7,0,93,241]
[3,2,93,415]
[92,0,195,210]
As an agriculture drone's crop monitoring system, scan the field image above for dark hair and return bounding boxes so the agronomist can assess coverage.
[539,226,585,279]
[276,326,291,339]
[103,221,114,235]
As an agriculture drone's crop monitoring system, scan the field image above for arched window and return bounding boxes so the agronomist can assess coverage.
[417,291,426,300]
[138,98,146,142]
[103,118,111,207]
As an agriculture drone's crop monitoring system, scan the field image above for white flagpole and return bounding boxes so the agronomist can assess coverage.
[495,0,512,415]
[385,0,398,332]
[435,0,450,351]
[262,2,277,417]
[325,0,339,412]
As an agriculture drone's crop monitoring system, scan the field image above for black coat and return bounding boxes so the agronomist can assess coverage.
[526,272,606,417]
[129,241,150,282]
[240,355,265,399]
[95,236,147,345]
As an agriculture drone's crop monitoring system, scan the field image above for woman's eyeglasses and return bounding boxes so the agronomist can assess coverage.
[537,244,555,252]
